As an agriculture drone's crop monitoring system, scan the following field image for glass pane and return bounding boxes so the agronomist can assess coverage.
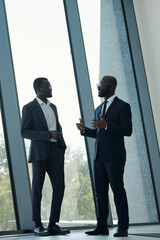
[77,0,158,224]
[77,0,100,108]
[5,0,96,228]
[133,0,160,148]
[0,111,17,231]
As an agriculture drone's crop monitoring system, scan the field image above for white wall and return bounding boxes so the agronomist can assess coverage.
[133,0,160,148]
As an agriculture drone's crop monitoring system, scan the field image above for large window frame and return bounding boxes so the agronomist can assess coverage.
[0,0,33,231]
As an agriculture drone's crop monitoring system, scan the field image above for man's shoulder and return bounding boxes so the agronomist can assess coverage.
[95,102,103,112]
[23,99,37,109]
[115,97,130,107]
[49,102,56,107]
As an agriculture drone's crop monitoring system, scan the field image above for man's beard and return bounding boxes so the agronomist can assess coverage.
[98,89,110,98]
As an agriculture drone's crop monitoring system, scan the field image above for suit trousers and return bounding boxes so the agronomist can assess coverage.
[94,157,129,229]
[31,145,65,226]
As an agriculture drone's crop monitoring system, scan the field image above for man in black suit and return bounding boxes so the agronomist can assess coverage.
[21,77,70,236]
[76,75,132,237]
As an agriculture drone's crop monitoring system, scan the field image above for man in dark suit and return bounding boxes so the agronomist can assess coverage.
[76,75,132,237]
[21,77,70,236]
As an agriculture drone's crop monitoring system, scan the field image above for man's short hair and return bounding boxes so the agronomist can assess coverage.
[33,77,48,94]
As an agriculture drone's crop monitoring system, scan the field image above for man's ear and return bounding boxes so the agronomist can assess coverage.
[37,88,40,93]
[110,85,116,91]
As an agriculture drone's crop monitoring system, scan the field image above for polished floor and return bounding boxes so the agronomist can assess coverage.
[1,225,160,240]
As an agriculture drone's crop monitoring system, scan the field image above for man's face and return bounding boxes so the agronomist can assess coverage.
[97,78,112,98]
[38,80,52,98]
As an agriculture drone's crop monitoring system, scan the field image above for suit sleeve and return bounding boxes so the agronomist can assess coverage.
[81,127,97,138]
[107,103,132,136]
[21,105,51,141]
[81,110,97,138]
[54,107,67,150]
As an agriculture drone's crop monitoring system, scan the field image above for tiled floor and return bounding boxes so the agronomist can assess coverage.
[1,225,160,240]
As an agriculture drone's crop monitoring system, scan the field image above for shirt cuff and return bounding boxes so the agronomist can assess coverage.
[81,130,85,134]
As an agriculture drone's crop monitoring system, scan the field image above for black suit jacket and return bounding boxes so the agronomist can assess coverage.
[82,97,132,162]
[21,98,66,162]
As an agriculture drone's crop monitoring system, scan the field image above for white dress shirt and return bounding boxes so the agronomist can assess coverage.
[36,97,57,142]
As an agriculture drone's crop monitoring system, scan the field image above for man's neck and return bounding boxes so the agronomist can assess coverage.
[37,96,48,104]
[105,93,115,100]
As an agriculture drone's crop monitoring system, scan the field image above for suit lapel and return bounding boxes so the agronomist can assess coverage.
[96,97,118,119]
[49,103,58,120]
[105,96,118,117]
[33,99,48,129]
[96,103,103,119]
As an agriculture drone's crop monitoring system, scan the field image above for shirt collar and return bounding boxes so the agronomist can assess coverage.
[106,94,116,103]
[36,97,50,106]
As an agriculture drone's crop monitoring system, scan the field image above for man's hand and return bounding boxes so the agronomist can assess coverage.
[50,131,63,140]
[76,118,85,131]
[91,114,107,129]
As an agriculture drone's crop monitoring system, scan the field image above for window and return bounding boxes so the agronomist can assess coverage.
[5,0,96,227]
[0,110,17,231]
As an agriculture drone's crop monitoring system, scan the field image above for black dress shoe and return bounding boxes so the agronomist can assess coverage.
[34,226,49,236]
[114,228,128,237]
[85,227,109,235]
[48,224,70,235]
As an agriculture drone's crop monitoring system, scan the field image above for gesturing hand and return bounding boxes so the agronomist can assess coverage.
[76,118,85,131]
[91,114,107,129]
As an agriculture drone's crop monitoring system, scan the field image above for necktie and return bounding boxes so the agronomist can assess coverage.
[101,100,107,118]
